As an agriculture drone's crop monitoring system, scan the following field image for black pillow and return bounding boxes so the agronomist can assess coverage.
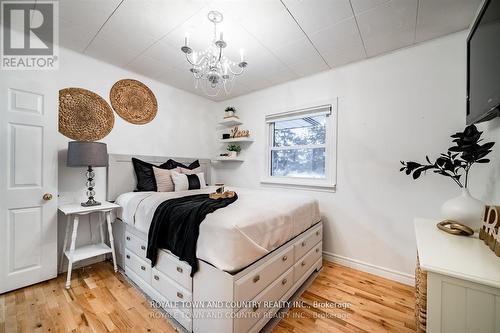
[132,158,161,192]
[162,159,200,170]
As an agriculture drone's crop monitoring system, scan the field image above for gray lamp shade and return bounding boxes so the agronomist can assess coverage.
[67,141,108,167]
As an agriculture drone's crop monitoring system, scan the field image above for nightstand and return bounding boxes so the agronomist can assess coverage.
[59,201,120,289]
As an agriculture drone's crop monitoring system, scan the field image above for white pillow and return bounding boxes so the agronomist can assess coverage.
[171,171,206,191]
[152,166,178,192]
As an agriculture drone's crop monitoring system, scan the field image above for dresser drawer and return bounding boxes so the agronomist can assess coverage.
[294,224,322,260]
[152,268,192,314]
[294,241,322,283]
[154,250,192,292]
[125,231,148,260]
[125,249,151,284]
[235,245,294,303]
[235,267,294,333]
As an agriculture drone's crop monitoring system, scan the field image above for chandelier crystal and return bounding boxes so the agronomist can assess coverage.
[181,11,248,97]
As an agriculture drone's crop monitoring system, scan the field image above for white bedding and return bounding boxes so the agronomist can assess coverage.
[116,187,320,272]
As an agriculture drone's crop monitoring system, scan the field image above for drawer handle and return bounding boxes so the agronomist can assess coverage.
[252,304,259,312]
[126,255,130,259]
[316,231,320,236]
[154,275,159,281]
[301,261,306,267]
[126,236,130,241]
[253,275,260,283]
[141,265,146,271]
[316,248,320,253]
[177,266,183,274]
[301,241,306,247]
[177,292,184,299]
[281,278,287,285]
[141,245,146,250]
[282,255,288,262]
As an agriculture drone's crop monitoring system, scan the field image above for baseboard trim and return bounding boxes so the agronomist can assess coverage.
[323,251,414,286]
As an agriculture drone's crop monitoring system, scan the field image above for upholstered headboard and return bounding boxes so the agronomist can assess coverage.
[106,154,211,201]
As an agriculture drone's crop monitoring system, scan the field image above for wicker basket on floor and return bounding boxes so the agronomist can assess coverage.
[415,255,427,332]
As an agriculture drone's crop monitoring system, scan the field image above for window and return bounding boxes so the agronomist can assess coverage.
[263,103,337,191]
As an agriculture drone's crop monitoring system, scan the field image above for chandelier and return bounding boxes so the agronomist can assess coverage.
[181,11,248,97]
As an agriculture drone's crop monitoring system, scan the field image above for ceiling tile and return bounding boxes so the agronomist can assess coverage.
[141,40,185,67]
[239,6,305,49]
[271,37,319,66]
[58,0,122,28]
[125,55,172,80]
[416,0,482,42]
[84,34,148,67]
[350,0,391,14]
[288,55,329,77]
[356,0,417,56]
[309,17,366,63]
[282,0,353,33]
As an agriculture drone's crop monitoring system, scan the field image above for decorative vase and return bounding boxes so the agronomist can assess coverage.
[227,151,237,158]
[225,111,234,117]
[441,188,485,231]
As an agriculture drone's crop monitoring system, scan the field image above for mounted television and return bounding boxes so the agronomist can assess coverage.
[467,0,500,124]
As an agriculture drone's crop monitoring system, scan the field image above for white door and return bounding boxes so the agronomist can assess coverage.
[0,74,58,293]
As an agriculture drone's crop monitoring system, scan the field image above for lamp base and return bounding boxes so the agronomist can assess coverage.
[81,198,101,207]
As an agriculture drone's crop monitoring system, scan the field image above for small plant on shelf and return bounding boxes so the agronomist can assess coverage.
[225,106,236,118]
[226,144,241,157]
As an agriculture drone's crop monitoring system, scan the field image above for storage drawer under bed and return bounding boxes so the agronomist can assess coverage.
[125,231,148,260]
[125,248,151,284]
[294,223,322,261]
[294,241,322,283]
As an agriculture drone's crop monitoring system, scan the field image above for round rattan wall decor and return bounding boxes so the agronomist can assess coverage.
[59,88,115,141]
[110,79,157,125]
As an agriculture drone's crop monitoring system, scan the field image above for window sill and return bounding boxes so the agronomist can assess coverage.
[260,178,336,193]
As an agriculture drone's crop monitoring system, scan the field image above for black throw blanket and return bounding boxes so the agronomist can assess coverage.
[146,193,238,276]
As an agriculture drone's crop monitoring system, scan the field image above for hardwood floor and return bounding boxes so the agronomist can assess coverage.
[0,261,415,333]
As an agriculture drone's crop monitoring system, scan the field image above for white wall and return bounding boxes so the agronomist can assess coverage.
[2,46,218,271]
[213,32,481,282]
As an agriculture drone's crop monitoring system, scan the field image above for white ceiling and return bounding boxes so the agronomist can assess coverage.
[54,0,482,101]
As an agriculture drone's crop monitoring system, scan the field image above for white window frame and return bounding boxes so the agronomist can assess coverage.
[261,99,338,192]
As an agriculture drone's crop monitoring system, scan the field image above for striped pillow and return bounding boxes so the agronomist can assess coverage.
[152,166,178,192]
[171,171,206,191]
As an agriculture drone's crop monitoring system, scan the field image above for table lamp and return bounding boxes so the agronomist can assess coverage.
[67,141,108,206]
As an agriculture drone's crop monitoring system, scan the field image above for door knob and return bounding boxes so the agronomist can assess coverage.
[43,193,53,201]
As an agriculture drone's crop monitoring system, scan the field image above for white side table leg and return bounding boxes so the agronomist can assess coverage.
[66,215,79,289]
[99,211,105,244]
[59,215,71,273]
[106,211,117,272]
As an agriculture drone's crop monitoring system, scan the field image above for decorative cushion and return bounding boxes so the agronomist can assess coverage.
[153,166,178,192]
[163,159,200,170]
[132,158,159,191]
[171,171,206,191]
[179,166,202,175]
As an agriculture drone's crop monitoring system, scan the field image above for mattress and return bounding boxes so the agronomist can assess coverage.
[116,186,321,272]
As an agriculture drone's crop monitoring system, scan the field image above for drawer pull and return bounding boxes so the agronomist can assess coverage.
[281,278,287,285]
[252,304,259,312]
[253,275,260,283]
[177,292,184,299]
[316,231,320,236]
[154,275,159,281]
[301,241,306,247]
[140,265,146,271]
[177,266,183,273]
[282,255,288,261]
[126,254,130,259]
[316,248,320,253]
[126,236,130,241]
[141,245,146,250]
[301,261,306,267]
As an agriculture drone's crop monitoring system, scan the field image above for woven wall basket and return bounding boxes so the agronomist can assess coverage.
[110,79,157,125]
[59,88,115,141]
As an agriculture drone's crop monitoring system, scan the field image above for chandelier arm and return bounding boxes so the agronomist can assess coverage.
[185,52,208,67]
[227,65,244,76]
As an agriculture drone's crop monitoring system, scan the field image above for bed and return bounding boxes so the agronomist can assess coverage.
[107,154,323,333]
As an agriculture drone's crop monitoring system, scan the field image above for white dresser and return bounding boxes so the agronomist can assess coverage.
[415,218,500,333]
